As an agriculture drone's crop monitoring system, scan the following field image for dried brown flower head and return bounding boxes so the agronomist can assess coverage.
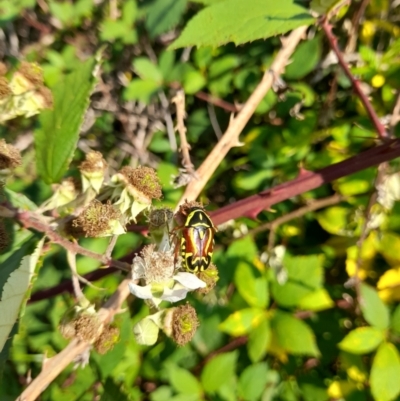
[0,139,21,170]
[72,200,121,237]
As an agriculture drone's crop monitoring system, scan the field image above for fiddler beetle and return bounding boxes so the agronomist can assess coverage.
[175,206,217,272]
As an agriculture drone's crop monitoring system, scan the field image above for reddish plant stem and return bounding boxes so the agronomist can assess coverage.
[321,18,388,140]
[210,139,400,225]
[29,247,141,303]
[16,210,131,272]
[194,91,240,113]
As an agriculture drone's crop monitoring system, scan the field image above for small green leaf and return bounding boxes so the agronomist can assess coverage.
[338,327,385,354]
[219,308,265,336]
[123,79,161,104]
[370,342,400,401]
[167,364,202,395]
[145,0,188,38]
[271,311,319,356]
[247,319,271,363]
[201,351,238,393]
[360,284,390,330]
[133,58,163,83]
[169,0,314,48]
[234,261,269,308]
[285,36,321,80]
[183,70,206,94]
[298,288,334,311]
[35,54,100,183]
[0,237,44,352]
[271,254,323,308]
[226,236,258,262]
[238,363,269,401]
[390,304,400,335]
[100,377,129,401]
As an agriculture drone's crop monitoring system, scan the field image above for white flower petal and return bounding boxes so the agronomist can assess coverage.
[129,282,153,299]
[133,317,160,345]
[173,272,206,289]
[161,285,190,302]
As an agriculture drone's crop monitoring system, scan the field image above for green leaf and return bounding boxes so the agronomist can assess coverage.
[35,54,100,183]
[338,327,385,354]
[183,70,206,94]
[226,236,258,262]
[234,261,269,308]
[201,351,238,393]
[100,377,129,401]
[271,254,323,308]
[271,311,319,356]
[390,304,400,335]
[247,319,271,363]
[285,36,321,80]
[167,364,202,395]
[5,189,37,210]
[238,363,269,401]
[123,79,161,104]
[370,342,400,401]
[145,0,188,38]
[133,58,163,83]
[169,0,314,49]
[298,288,334,311]
[219,308,266,336]
[360,284,390,330]
[0,237,44,352]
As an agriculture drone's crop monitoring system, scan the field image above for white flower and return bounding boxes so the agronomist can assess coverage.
[129,245,206,307]
[129,272,206,307]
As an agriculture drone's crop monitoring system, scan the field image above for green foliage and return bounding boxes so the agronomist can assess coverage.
[201,351,238,393]
[2,0,400,400]
[338,327,385,354]
[35,54,100,183]
[270,311,320,357]
[170,0,315,48]
[370,343,400,401]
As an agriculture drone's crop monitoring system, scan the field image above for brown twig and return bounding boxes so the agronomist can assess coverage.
[12,208,131,272]
[194,91,240,113]
[321,18,388,140]
[245,193,345,240]
[17,275,133,401]
[172,90,196,175]
[179,26,309,202]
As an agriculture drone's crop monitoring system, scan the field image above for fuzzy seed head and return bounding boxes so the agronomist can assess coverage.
[72,200,121,237]
[0,77,11,99]
[79,151,107,175]
[120,166,162,202]
[132,244,175,284]
[73,314,102,343]
[171,304,199,346]
[196,264,219,295]
[94,325,120,354]
[59,320,76,339]
[148,207,174,231]
[0,139,21,170]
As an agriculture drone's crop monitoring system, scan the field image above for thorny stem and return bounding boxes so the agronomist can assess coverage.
[179,26,309,202]
[10,208,131,272]
[321,18,388,140]
[17,275,133,401]
[172,90,196,175]
[210,138,400,225]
